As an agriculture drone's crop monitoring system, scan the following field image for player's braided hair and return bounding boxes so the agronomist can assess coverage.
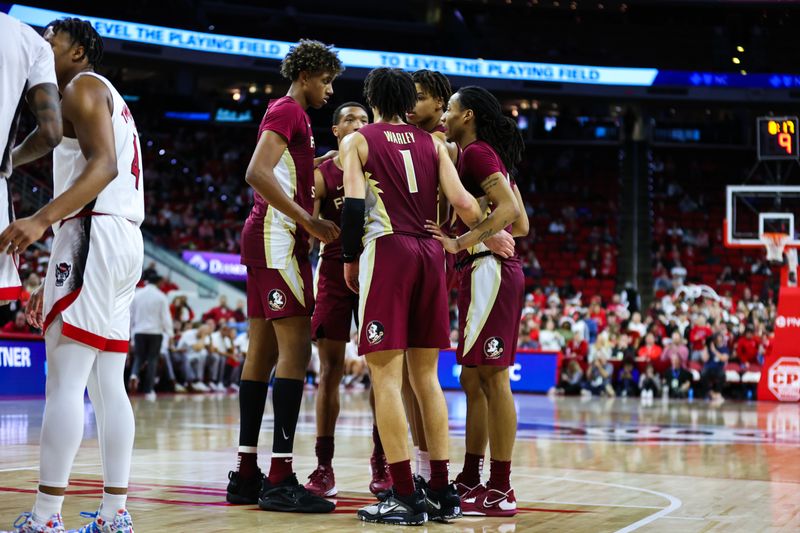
[363,68,416,120]
[411,70,452,103]
[332,101,369,125]
[456,86,524,173]
[48,17,104,67]
[280,39,344,81]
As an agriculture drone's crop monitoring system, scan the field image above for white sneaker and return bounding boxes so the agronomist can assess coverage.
[174,383,187,393]
[228,383,240,393]
[211,382,225,392]
[191,382,210,392]
[4,512,65,532]
[144,391,156,402]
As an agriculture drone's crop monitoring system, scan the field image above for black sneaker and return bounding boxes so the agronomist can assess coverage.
[226,469,265,505]
[357,488,427,525]
[424,483,462,522]
[413,475,429,491]
[258,473,335,513]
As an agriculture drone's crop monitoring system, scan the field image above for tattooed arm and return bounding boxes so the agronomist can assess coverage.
[12,83,62,168]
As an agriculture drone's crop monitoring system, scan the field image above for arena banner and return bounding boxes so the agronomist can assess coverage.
[0,336,46,396]
[182,251,247,282]
[7,4,658,87]
[758,286,800,402]
[438,349,561,393]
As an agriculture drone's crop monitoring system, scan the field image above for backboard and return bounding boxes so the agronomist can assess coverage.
[725,185,800,248]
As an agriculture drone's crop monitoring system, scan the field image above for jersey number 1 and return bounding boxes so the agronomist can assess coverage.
[399,150,418,194]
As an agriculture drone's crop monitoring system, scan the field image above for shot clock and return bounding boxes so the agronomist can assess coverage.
[758,116,799,160]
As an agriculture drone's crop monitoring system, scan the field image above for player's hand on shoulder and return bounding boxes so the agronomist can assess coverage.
[344,262,359,294]
[26,283,44,330]
[314,150,337,168]
[306,218,340,244]
[425,220,461,255]
[484,230,515,259]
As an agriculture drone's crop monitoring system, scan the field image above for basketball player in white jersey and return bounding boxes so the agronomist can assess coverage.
[0,12,62,305]
[0,18,143,533]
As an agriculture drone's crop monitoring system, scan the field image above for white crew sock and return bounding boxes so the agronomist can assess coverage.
[418,450,431,481]
[100,493,128,522]
[32,491,64,523]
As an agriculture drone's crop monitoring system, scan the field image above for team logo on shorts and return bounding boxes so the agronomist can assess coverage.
[366,321,385,345]
[484,337,505,359]
[54,262,72,287]
[268,289,286,311]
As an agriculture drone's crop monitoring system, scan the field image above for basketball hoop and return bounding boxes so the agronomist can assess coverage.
[761,232,790,263]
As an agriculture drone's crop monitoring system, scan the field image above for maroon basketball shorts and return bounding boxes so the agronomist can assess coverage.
[357,234,450,355]
[456,256,524,367]
[246,256,314,320]
[312,255,358,342]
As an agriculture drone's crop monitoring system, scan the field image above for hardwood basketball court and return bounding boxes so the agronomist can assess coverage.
[1,391,798,532]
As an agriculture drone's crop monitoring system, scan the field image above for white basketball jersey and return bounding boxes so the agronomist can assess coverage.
[52,72,144,228]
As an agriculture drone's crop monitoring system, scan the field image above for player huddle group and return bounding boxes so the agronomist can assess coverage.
[2,15,527,532]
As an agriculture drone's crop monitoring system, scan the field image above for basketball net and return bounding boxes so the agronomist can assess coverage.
[762,232,799,288]
[761,232,790,263]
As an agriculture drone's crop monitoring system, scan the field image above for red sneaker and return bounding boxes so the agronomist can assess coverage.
[368,454,392,496]
[455,479,484,500]
[304,465,337,497]
[462,485,517,517]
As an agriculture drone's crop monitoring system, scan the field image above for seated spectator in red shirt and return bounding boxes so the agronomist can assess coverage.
[637,333,663,362]
[589,302,607,332]
[203,295,234,323]
[733,325,760,365]
[688,315,713,361]
[565,330,589,363]
[171,294,195,324]
[3,311,32,334]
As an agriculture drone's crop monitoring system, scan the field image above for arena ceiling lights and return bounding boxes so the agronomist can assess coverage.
[9,3,800,90]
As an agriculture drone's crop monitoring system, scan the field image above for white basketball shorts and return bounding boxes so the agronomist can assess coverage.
[43,215,143,352]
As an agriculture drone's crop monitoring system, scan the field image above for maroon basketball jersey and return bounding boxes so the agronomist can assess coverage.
[317,158,345,260]
[455,140,518,263]
[359,123,439,244]
[241,96,315,268]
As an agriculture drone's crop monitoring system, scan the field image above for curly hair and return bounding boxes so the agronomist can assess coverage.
[363,68,416,120]
[411,69,452,103]
[456,86,525,173]
[47,17,104,67]
[280,39,344,81]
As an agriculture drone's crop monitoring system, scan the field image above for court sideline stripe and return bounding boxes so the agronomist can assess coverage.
[518,474,684,532]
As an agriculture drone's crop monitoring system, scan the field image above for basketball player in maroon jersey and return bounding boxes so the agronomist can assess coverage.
[339,68,516,525]
[304,102,392,497]
[428,86,530,517]
[403,70,515,486]
[225,40,342,514]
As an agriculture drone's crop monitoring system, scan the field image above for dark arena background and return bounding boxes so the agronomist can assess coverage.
[1,1,799,532]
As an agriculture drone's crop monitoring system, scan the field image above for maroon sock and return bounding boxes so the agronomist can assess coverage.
[372,425,384,456]
[315,436,334,467]
[388,460,415,497]
[429,459,449,491]
[237,452,258,479]
[488,459,511,492]
[268,456,293,485]
[459,453,484,487]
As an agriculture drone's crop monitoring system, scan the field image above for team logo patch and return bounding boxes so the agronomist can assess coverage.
[484,337,505,359]
[366,321,385,345]
[54,262,72,287]
[267,289,286,311]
